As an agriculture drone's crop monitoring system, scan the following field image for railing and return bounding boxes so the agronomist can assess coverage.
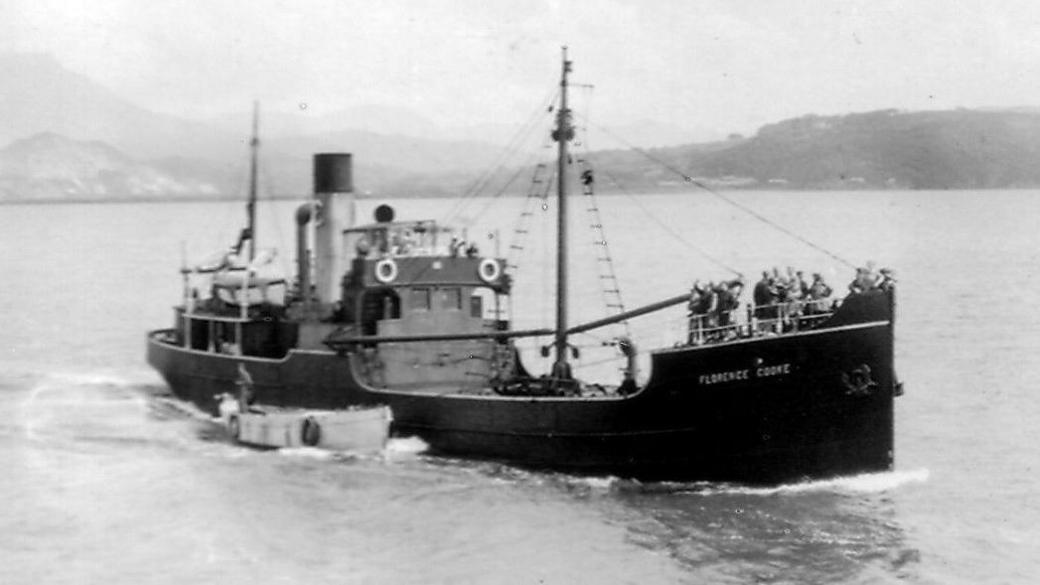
[685,297,841,346]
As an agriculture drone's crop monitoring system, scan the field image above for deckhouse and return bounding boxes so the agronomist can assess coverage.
[323,215,513,391]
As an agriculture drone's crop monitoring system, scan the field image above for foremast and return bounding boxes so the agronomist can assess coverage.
[551,47,575,379]
[246,101,260,261]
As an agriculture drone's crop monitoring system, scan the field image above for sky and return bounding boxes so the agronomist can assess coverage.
[5,0,1040,138]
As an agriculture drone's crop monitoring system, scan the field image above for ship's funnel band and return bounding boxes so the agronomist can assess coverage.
[311,153,356,304]
[314,153,353,194]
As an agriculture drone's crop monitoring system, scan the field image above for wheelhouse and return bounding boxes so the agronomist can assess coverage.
[331,219,513,391]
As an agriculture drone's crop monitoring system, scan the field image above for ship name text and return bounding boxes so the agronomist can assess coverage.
[698,363,792,386]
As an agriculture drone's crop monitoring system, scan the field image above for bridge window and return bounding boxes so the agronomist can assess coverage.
[410,287,432,311]
[359,288,400,336]
[439,287,462,310]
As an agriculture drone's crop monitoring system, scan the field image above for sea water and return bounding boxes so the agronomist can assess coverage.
[1,190,1038,584]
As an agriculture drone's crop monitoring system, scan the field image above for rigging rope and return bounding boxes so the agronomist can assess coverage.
[591,163,744,277]
[439,87,559,227]
[583,120,857,270]
[575,157,631,338]
[504,162,554,276]
[468,150,541,225]
[257,155,292,277]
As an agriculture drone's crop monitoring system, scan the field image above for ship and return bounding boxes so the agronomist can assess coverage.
[147,50,900,483]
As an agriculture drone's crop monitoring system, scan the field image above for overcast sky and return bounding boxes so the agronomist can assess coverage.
[5,0,1040,136]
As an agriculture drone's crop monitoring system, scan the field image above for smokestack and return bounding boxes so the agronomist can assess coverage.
[314,153,353,194]
[312,153,356,305]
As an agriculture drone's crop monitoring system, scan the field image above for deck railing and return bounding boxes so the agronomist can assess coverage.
[685,298,840,346]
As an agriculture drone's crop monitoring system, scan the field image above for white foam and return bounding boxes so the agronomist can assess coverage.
[384,436,429,454]
[693,468,930,496]
[581,476,619,490]
[150,396,214,421]
[277,447,336,460]
[18,372,148,440]
[44,372,135,387]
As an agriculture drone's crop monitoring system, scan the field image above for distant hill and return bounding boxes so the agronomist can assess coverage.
[558,109,1040,192]
[0,53,242,161]
[0,52,511,199]
[0,133,221,201]
[206,104,444,141]
[6,50,1040,199]
[683,109,1040,190]
[0,131,511,202]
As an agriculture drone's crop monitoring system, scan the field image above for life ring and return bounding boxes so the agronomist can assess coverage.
[301,416,322,447]
[375,258,398,284]
[227,414,241,442]
[478,258,501,283]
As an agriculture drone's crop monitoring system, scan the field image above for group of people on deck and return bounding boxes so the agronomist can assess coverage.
[753,267,835,320]
[687,278,746,337]
[848,263,896,294]
[686,263,894,345]
[448,236,480,258]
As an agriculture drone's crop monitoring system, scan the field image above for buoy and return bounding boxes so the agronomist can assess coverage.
[478,258,501,283]
[375,258,398,283]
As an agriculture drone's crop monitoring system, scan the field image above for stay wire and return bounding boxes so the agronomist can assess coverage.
[439,87,559,226]
[504,162,555,275]
[257,154,292,277]
[468,149,542,225]
[591,161,744,278]
[584,120,857,270]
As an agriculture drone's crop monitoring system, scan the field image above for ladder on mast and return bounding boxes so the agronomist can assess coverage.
[505,162,553,276]
[578,160,630,337]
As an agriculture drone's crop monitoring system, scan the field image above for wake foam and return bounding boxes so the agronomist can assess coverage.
[41,372,137,387]
[272,437,427,463]
[277,447,336,460]
[149,395,217,422]
[14,370,199,453]
[385,436,429,454]
[674,468,931,497]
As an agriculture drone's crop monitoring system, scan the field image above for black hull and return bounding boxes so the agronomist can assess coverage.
[147,293,896,484]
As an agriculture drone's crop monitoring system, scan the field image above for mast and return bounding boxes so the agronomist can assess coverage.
[552,47,574,377]
[247,101,260,261]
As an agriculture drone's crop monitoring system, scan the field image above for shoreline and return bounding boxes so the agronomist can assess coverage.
[1,185,1032,205]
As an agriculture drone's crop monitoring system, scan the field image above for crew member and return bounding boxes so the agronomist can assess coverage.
[236,363,255,413]
[715,278,745,329]
[879,268,896,291]
[687,281,707,344]
[808,273,833,314]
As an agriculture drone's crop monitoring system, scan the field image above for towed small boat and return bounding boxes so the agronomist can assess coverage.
[147,50,901,483]
[219,399,391,452]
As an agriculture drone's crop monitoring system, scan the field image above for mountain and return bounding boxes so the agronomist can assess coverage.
[0,53,243,161]
[6,50,1040,199]
[0,52,508,195]
[0,133,221,201]
[0,131,509,201]
[209,106,712,149]
[561,109,1040,192]
[206,104,443,140]
[684,109,1040,189]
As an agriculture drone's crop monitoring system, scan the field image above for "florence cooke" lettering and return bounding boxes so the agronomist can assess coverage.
[698,363,792,385]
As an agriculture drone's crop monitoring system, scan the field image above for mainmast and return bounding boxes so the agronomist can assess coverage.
[551,47,575,378]
[246,101,260,261]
